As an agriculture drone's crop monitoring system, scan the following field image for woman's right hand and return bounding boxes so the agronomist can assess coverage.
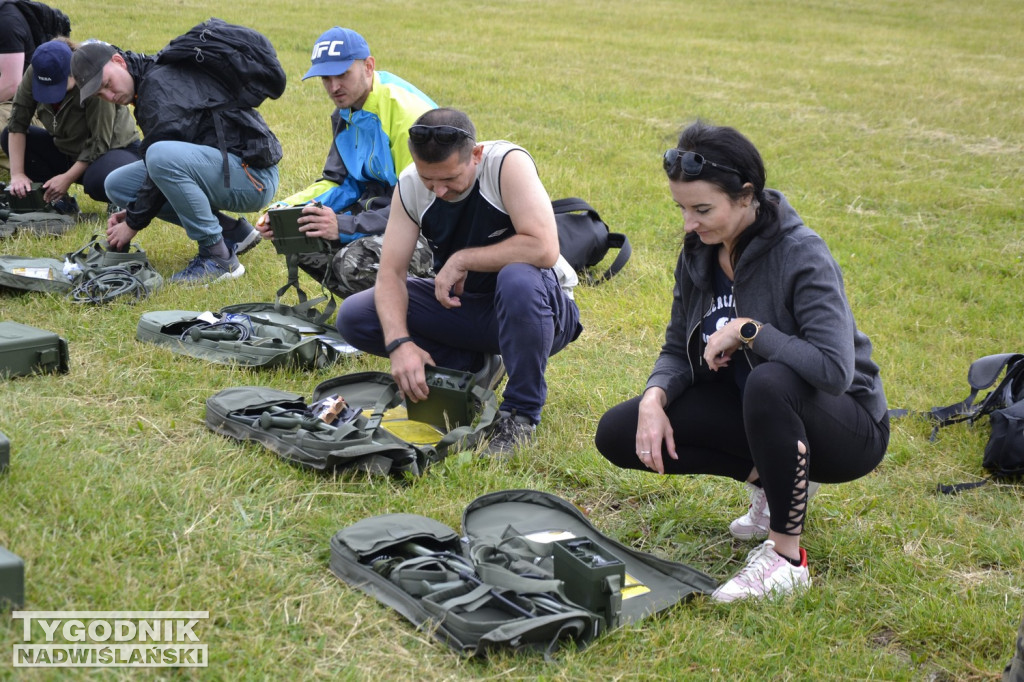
[635,387,677,474]
[8,173,32,198]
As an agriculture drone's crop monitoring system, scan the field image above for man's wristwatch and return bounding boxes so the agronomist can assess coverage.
[385,336,414,354]
[738,321,762,349]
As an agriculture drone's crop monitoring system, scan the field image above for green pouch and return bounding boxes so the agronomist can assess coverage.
[63,238,164,303]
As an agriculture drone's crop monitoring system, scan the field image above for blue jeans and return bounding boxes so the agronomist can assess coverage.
[104,141,279,248]
[337,263,583,424]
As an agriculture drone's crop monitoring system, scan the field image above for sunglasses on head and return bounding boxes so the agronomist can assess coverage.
[408,124,474,145]
[663,148,741,178]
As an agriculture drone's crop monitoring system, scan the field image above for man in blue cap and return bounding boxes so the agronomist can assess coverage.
[2,39,140,209]
[254,27,437,296]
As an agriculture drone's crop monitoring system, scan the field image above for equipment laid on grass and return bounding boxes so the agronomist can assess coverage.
[137,300,356,370]
[894,353,1024,493]
[0,546,24,610]
[0,237,162,302]
[0,321,69,378]
[552,197,631,285]
[329,489,717,657]
[1,182,78,237]
[206,369,498,476]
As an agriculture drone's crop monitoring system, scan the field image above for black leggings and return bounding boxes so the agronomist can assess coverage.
[1,126,141,203]
[595,362,889,536]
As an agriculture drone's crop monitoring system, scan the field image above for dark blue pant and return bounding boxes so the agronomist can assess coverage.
[595,362,888,535]
[337,263,583,424]
[1,126,141,203]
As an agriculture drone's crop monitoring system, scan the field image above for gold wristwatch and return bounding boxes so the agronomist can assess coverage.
[739,320,762,349]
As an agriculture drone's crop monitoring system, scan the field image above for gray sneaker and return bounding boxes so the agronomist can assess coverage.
[222,217,262,256]
[474,354,506,392]
[481,410,535,458]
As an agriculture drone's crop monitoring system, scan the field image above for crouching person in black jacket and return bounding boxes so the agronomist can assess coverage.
[70,40,281,284]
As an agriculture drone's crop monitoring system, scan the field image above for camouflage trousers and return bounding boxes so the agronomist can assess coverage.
[296,234,434,298]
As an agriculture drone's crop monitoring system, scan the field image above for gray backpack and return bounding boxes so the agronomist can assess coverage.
[329,489,717,657]
[205,370,499,476]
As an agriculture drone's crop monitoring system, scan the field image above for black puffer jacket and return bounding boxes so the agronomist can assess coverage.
[120,50,282,230]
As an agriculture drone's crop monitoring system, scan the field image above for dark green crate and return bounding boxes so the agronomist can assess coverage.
[553,537,625,631]
[0,321,69,378]
[0,546,25,611]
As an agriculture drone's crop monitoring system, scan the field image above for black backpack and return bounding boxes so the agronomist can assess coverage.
[155,18,286,109]
[552,198,630,285]
[899,353,1024,493]
[5,0,71,48]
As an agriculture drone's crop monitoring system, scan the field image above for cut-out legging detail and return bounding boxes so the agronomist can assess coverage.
[595,362,889,536]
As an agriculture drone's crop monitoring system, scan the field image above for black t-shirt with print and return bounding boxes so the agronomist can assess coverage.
[702,262,752,393]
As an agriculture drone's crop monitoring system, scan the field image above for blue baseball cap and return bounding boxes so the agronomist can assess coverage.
[302,27,370,81]
[31,40,73,104]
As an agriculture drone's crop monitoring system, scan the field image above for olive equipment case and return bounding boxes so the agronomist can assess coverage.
[0,321,69,378]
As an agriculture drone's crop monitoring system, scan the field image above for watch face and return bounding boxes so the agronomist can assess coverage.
[741,322,758,341]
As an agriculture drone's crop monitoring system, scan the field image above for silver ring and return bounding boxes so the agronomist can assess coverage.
[639,450,651,455]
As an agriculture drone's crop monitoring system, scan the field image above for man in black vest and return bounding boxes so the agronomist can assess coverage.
[337,107,583,457]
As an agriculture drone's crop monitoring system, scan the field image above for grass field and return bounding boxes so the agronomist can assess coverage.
[2,0,1023,679]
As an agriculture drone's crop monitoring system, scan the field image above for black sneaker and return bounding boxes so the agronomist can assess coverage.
[481,410,535,458]
[474,354,506,392]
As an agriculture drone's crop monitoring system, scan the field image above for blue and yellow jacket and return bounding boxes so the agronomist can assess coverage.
[280,71,436,242]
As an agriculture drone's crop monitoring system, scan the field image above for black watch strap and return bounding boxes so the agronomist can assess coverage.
[385,336,414,354]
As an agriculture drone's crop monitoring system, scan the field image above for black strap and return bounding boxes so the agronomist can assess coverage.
[936,478,992,495]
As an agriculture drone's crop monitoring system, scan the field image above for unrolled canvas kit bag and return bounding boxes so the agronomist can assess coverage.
[329,489,717,657]
[137,299,356,370]
[206,368,498,476]
[0,237,162,303]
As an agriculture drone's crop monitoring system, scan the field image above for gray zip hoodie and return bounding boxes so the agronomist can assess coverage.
[646,189,887,422]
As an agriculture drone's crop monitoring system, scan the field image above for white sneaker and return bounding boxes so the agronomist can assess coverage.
[728,481,821,541]
[711,540,811,603]
[729,482,770,540]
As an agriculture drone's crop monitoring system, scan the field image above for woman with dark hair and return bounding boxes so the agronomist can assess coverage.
[2,38,140,211]
[594,120,889,602]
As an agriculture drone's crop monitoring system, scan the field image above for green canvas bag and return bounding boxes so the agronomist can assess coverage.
[0,237,162,302]
[137,296,355,370]
[328,489,718,658]
[205,370,499,476]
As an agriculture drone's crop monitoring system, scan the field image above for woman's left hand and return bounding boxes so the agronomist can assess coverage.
[42,174,74,203]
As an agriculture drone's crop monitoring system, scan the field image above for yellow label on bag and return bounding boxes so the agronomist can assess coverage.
[12,267,54,280]
[361,405,444,446]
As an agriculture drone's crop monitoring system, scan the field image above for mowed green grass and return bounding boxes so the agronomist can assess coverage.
[1,0,1023,679]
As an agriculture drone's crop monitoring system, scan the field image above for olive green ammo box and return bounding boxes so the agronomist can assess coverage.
[0,546,25,610]
[0,321,69,378]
